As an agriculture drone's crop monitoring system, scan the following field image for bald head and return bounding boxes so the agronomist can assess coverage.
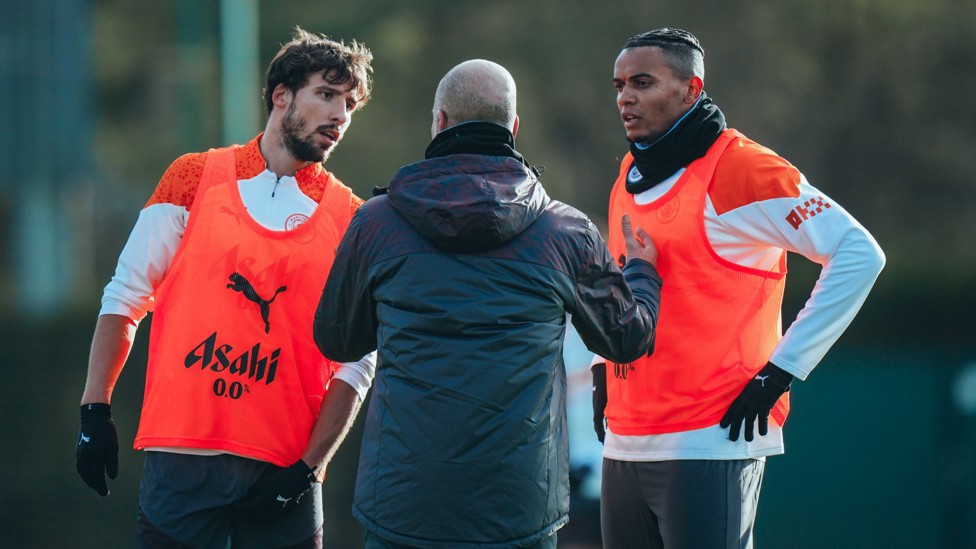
[432,59,518,137]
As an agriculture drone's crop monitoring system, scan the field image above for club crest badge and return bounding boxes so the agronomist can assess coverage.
[656,196,680,224]
[627,165,643,184]
[285,214,310,231]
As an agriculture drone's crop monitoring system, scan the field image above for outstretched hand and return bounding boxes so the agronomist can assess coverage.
[622,214,657,267]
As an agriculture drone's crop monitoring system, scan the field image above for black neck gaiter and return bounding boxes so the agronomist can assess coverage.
[627,92,727,194]
[373,122,537,197]
[425,121,527,164]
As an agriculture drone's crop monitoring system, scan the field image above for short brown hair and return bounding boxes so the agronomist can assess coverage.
[263,27,373,115]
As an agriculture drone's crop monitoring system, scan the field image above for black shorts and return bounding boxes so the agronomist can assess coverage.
[138,451,323,549]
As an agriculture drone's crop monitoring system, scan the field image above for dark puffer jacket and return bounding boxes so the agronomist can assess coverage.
[314,122,660,549]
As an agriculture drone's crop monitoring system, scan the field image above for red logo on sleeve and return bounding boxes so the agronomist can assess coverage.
[786,196,831,230]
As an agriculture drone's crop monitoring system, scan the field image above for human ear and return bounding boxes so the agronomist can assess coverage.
[433,109,450,135]
[687,76,704,103]
[272,84,292,110]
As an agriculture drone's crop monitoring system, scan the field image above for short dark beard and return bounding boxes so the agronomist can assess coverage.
[280,101,334,163]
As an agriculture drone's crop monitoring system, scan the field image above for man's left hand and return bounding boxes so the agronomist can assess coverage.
[720,362,793,442]
[236,460,317,521]
[591,363,608,444]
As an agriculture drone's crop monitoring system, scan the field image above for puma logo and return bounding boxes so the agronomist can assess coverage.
[754,374,769,387]
[79,433,91,444]
[226,272,287,333]
[276,495,292,507]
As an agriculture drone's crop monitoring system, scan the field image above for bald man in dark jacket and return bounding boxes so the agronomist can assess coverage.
[314,59,661,549]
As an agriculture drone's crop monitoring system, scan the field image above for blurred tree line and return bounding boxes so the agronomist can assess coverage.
[2,1,974,548]
[85,0,974,345]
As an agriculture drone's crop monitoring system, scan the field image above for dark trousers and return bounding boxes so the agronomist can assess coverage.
[363,529,557,549]
[601,458,764,549]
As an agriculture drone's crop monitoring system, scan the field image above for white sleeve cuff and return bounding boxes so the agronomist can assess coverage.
[98,297,148,324]
[332,351,377,401]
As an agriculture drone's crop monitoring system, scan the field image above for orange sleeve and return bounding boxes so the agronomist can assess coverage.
[144,152,207,210]
[709,139,801,216]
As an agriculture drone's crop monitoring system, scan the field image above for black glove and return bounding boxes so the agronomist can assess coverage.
[76,403,119,496]
[720,362,793,442]
[236,460,317,521]
[592,362,608,444]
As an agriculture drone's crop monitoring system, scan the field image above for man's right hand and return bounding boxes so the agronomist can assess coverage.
[236,460,318,521]
[76,403,119,496]
[622,214,658,267]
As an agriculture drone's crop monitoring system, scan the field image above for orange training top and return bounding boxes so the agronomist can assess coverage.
[606,129,790,435]
[134,145,359,465]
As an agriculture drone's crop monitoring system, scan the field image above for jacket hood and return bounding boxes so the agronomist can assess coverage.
[386,154,550,253]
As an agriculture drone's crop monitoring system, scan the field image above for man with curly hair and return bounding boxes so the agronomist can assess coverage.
[75,28,375,548]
